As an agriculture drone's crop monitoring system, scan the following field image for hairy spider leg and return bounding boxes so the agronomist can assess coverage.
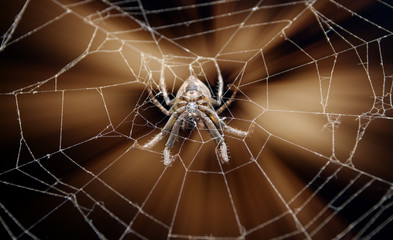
[197,105,221,128]
[199,105,249,138]
[210,60,224,106]
[147,87,170,116]
[163,111,188,165]
[148,85,190,115]
[198,110,229,162]
[142,106,186,150]
[216,85,239,114]
[222,123,249,138]
[159,63,174,106]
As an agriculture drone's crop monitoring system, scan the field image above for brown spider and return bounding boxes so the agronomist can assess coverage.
[141,68,251,166]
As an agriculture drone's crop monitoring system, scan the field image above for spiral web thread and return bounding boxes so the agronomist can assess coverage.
[0,0,393,239]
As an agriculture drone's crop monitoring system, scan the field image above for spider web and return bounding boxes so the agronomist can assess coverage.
[1,0,393,239]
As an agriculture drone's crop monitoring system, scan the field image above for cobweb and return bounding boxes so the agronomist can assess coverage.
[1,0,393,239]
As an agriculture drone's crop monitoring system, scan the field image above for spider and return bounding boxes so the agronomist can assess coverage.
[140,68,251,166]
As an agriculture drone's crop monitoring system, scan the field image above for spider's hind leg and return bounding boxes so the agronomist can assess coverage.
[216,141,229,163]
[163,148,173,166]
[142,131,166,150]
[222,123,249,138]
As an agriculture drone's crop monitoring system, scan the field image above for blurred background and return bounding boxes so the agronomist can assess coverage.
[1,0,393,239]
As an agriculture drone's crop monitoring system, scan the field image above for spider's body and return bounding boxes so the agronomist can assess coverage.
[176,77,208,126]
[142,69,251,166]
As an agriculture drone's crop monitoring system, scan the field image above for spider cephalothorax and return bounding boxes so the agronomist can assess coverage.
[141,71,251,166]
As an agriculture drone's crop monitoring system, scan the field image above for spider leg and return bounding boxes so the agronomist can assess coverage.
[163,111,187,166]
[209,60,224,106]
[199,98,251,139]
[216,85,239,114]
[142,106,185,149]
[198,110,229,163]
[159,62,176,106]
[214,60,224,105]
[222,122,249,138]
[147,87,170,116]
[197,105,222,129]
[142,115,175,149]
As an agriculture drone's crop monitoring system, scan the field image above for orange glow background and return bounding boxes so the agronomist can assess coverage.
[1,0,393,239]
